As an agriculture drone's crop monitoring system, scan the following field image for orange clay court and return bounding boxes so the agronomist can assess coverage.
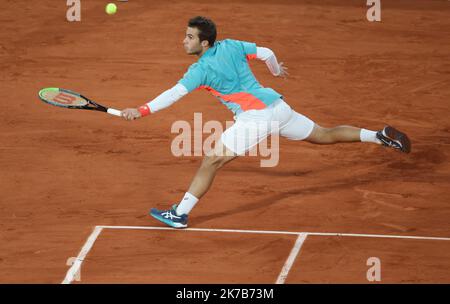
[1,0,449,283]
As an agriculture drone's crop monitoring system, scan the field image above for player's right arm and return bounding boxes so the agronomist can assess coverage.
[121,63,204,121]
[121,84,189,120]
[142,84,189,114]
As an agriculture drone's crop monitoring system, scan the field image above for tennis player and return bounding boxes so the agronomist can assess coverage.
[121,16,411,228]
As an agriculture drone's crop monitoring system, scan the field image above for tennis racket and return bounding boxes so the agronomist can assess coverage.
[38,87,122,116]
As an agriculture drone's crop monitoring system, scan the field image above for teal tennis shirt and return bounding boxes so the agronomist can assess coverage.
[178,39,282,115]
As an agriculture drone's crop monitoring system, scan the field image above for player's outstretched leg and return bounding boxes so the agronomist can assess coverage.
[305,124,411,153]
[150,143,237,228]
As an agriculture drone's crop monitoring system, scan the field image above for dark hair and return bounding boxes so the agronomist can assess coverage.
[188,16,217,47]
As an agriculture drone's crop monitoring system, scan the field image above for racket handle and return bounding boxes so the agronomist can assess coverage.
[107,108,122,116]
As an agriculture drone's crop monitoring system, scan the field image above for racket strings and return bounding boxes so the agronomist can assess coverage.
[40,88,88,107]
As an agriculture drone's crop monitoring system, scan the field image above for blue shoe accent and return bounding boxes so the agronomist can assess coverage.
[150,204,188,228]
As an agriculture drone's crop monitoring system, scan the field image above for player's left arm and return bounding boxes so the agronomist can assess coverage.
[256,46,289,78]
[236,39,288,78]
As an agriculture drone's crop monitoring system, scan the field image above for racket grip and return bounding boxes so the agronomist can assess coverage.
[107,108,122,116]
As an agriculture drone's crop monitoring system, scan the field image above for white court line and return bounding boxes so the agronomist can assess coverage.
[276,233,308,284]
[304,232,450,241]
[62,226,103,284]
[62,225,450,284]
[98,225,450,241]
[98,225,301,235]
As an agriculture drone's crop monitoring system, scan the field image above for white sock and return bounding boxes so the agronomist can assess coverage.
[176,192,199,216]
[360,129,381,144]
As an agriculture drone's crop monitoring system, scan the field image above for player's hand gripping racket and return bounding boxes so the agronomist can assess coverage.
[38,87,122,116]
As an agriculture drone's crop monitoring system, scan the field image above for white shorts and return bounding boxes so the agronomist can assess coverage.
[221,99,315,155]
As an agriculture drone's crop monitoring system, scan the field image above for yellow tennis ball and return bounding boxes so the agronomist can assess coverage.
[105,3,117,15]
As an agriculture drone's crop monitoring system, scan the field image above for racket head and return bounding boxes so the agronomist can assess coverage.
[38,87,89,109]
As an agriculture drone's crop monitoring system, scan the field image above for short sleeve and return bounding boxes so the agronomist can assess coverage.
[232,39,257,60]
[178,63,205,92]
